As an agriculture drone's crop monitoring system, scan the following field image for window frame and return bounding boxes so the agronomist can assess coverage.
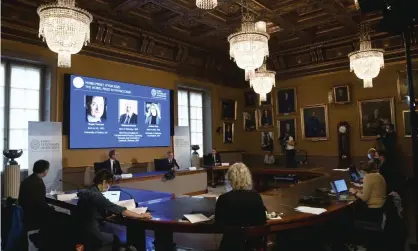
[1,58,47,170]
[177,88,205,157]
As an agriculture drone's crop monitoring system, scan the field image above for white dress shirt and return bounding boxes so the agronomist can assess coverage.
[110,159,114,174]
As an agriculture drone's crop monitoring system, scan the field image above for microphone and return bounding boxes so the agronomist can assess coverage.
[60,179,81,192]
[111,187,138,207]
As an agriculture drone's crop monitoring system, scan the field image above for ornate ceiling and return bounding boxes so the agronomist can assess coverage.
[1,0,418,87]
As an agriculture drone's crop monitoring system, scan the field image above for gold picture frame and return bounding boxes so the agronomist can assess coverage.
[403,110,412,137]
[300,104,329,141]
[276,87,297,115]
[259,93,273,106]
[333,85,351,104]
[277,118,297,141]
[244,91,257,108]
[220,99,237,120]
[243,110,258,131]
[358,98,395,140]
[258,108,274,128]
[397,70,418,102]
[261,132,274,151]
[223,122,234,143]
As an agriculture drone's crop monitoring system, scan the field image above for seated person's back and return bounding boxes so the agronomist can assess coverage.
[18,159,53,230]
[215,163,266,251]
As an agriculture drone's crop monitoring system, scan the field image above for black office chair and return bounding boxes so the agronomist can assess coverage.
[221,225,269,251]
[154,158,167,171]
[93,162,104,173]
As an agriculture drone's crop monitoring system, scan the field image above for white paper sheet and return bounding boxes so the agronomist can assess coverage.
[183,214,211,224]
[188,167,197,171]
[115,199,136,210]
[332,168,349,172]
[102,191,121,203]
[56,193,78,201]
[121,173,133,179]
[295,206,327,215]
[221,163,229,166]
[130,207,148,214]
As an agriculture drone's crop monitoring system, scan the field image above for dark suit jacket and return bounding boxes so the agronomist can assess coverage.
[207,153,222,166]
[75,186,126,248]
[18,173,54,230]
[119,113,138,124]
[161,158,180,171]
[215,190,267,251]
[102,159,123,175]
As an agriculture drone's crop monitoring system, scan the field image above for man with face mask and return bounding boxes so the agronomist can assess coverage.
[18,159,54,230]
[75,170,152,251]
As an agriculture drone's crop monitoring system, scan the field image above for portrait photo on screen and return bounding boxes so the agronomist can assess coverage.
[85,95,107,123]
[144,102,161,125]
[119,99,138,124]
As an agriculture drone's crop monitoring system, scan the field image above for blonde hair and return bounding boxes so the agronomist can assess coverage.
[226,162,253,190]
[368,148,376,155]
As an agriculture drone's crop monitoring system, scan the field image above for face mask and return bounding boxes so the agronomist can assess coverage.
[102,182,110,192]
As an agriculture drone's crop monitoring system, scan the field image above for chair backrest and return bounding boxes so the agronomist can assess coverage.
[93,162,104,173]
[222,225,269,250]
[5,204,24,251]
[154,158,167,171]
[203,154,212,166]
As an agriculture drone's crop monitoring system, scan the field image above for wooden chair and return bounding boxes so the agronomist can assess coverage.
[221,225,270,251]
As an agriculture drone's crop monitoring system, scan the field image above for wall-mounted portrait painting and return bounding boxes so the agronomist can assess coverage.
[223,122,234,144]
[258,108,274,128]
[333,85,350,104]
[259,93,272,106]
[358,98,395,139]
[221,99,237,120]
[244,91,257,108]
[397,70,418,103]
[243,111,257,131]
[261,132,274,151]
[402,110,417,137]
[301,104,329,141]
[277,88,297,115]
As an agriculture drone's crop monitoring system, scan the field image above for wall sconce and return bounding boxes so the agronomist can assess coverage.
[328,90,334,104]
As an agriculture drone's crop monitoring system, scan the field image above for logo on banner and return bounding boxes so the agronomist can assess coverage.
[73,77,85,89]
[30,139,41,150]
[30,139,60,152]
[151,89,157,97]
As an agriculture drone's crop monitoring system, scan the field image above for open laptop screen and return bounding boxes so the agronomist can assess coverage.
[333,179,348,193]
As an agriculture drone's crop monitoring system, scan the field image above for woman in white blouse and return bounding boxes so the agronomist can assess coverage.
[264,151,276,165]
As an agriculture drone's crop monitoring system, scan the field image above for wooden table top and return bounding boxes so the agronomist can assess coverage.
[116,169,207,183]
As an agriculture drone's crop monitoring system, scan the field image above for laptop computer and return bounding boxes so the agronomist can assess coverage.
[102,191,121,203]
[330,179,352,201]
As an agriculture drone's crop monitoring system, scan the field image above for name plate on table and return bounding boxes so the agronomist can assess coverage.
[121,173,133,179]
[188,167,197,171]
[57,193,78,201]
[221,163,229,167]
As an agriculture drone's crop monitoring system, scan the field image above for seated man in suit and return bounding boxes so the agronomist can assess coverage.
[163,151,180,171]
[102,149,123,175]
[208,148,222,166]
[18,159,55,230]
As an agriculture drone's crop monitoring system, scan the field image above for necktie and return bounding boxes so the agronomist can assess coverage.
[124,115,130,124]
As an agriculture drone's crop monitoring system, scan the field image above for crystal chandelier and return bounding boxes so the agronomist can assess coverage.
[196,0,217,9]
[348,23,384,88]
[249,64,275,101]
[228,7,269,75]
[37,0,93,68]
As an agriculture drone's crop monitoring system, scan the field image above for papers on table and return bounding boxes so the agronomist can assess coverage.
[102,191,121,203]
[188,167,197,171]
[295,206,327,215]
[221,163,229,167]
[183,214,213,224]
[130,207,148,214]
[57,193,78,201]
[115,199,136,210]
[332,168,349,172]
[121,173,133,179]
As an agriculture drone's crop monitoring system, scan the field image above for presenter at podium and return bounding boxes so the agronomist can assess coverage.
[102,150,123,175]
[208,148,222,166]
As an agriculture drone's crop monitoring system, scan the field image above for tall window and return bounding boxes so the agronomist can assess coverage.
[1,60,43,171]
[177,90,204,156]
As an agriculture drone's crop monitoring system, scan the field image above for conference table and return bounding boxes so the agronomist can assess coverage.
[115,168,208,196]
[203,165,230,187]
[47,168,354,251]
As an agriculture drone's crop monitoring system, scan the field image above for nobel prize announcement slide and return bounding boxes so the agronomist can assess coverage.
[68,74,171,148]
